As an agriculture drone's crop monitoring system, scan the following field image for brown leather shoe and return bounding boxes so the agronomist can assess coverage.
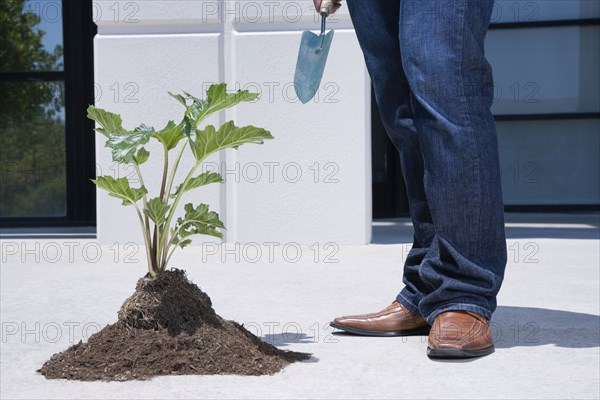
[427,311,494,358]
[330,300,430,336]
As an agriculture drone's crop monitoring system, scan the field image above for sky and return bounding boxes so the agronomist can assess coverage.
[24,0,63,65]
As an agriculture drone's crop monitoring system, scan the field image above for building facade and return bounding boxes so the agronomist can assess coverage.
[1,0,598,246]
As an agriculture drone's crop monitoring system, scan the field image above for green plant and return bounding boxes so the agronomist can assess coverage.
[88,83,273,277]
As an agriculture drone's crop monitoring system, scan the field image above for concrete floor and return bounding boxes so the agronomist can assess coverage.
[1,214,599,399]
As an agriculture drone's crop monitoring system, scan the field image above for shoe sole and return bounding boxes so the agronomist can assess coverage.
[329,322,431,337]
[426,345,495,359]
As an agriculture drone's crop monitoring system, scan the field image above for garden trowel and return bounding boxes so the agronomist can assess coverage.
[294,1,336,104]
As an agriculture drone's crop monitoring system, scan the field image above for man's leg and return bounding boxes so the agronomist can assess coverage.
[345,0,434,315]
[333,0,506,357]
[398,0,507,324]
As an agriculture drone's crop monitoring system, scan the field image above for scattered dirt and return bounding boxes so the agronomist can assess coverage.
[38,269,310,381]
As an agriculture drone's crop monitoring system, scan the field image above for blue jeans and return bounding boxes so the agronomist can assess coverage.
[346,0,507,323]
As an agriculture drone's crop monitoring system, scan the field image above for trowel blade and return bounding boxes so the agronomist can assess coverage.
[294,29,335,104]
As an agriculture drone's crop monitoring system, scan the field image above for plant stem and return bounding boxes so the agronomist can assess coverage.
[153,145,170,274]
[163,244,178,270]
[161,219,200,267]
[133,204,155,277]
[161,223,186,264]
[134,164,149,208]
[158,159,202,271]
[157,138,189,272]
[163,138,188,202]
[159,145,169,199]
[134,164,156,273]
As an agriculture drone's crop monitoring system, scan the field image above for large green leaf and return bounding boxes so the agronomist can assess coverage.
[87,106,126,137]
[170,84,258,126]
[172,172,223,197]
[168,92,187,107]
[198,83,258,122]
[92,176,147,206]
[143,197,170,225]
[190,121,273,162]
[106,124,156,164]
[154,120,185,150]
[133,147,149,165]
[172,203,225,248]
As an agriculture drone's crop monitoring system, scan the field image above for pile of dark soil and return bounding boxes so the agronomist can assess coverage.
[38,269,310,381]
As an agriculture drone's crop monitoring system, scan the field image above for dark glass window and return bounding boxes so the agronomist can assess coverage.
[372,10,600,217]
[0,0,96,228]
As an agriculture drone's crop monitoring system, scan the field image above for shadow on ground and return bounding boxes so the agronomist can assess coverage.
[327,306,599,351]
[492,306,600,349]
[259,332,315,347]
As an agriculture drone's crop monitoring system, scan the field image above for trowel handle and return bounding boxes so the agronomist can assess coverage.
[320,0,336,17]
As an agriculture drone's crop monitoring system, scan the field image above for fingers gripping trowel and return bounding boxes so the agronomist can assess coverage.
[294,1,336,104]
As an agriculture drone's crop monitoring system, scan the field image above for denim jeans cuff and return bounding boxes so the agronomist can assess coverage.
[425,303,492,325]
[396,293,422,317]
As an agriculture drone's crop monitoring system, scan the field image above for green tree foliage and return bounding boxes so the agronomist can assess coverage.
[0,0,65,217]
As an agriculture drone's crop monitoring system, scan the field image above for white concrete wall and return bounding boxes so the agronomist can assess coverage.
[93,0,372,246]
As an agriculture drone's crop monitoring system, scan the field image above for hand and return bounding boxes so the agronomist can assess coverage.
[313,0,342,16]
